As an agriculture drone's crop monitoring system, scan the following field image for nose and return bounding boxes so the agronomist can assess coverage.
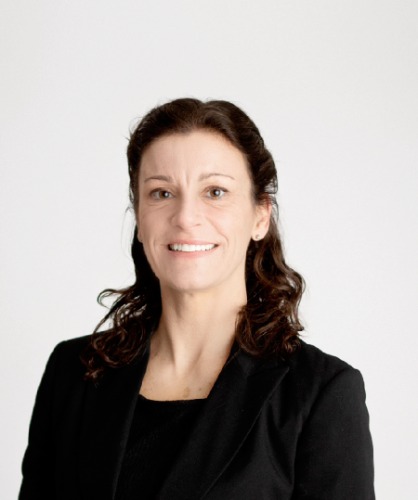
[171,194,202,230]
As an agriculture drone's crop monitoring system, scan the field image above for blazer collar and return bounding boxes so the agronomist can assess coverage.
[157,351,289,499]
[78,349,149,500]
[77,347,289,500]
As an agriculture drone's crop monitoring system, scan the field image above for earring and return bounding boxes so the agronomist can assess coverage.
[254,234,260,241]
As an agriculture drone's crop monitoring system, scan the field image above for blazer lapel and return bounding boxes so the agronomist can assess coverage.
[157,351,289,500]
[78,348,149,500]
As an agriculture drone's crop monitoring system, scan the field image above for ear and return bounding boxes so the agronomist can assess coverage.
[252,199,272,241]
[137,226,142,243]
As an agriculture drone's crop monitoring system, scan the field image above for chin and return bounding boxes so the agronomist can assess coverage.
[169,283,213,294]
[162,277,220,295]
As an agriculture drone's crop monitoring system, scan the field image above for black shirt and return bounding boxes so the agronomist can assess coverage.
[115,394,205,499]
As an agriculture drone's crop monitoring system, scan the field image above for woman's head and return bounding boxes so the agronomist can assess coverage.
[83,98,304,380]
[128,99,279,294]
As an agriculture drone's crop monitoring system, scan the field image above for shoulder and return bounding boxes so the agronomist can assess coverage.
[47,334,91,368]
[279,340,367,418]
[50,334,91,359]
[288,339,358,380]
[40,335,92,387]
[238,339,366,410]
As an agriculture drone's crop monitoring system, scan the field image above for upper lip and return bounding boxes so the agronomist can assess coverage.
[167,240,217,246]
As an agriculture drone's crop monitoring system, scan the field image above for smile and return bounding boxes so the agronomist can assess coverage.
[168,243,216,252]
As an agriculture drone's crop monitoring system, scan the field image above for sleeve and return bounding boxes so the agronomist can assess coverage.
[292,368,375,500]
[19,346,61,500]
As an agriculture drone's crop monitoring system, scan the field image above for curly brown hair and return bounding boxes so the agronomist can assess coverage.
[82,98,304,381]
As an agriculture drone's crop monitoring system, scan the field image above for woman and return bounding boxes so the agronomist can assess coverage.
[20,98,374,499]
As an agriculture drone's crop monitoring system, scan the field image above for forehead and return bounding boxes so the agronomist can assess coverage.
[139,130,250,180]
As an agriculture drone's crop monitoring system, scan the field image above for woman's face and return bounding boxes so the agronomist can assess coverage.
[137,130,270,297]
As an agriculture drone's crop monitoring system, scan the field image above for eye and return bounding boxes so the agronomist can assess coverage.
[207,187,226,199]
[151,189,173,200]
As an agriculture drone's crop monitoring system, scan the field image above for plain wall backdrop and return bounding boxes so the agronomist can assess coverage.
[1,1,417,498]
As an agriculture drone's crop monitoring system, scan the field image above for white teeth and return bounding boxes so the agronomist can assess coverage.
[169,243,216,252]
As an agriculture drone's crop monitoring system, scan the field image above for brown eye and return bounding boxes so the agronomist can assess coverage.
[151,190,173,200]
[207,187,226,199]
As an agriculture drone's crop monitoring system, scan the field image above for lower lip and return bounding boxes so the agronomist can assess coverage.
[167,246,218,257]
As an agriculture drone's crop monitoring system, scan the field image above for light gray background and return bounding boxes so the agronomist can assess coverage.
[1,1,417,498]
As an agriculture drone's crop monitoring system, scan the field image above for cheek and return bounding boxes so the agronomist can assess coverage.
[219,210,255,243]
[136,218,152,252]
[140,237,162,279]
[235,202,258,227]
[136,227,142,242]
[137,208,154,237]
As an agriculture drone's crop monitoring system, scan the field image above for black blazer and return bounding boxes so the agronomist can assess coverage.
[19,336,374,499]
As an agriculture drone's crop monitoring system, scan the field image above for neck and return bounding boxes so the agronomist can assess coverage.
[151,285,246,372]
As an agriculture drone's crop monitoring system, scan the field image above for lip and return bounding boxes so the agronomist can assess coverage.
[167,240,217,246]
[166,241,219,255]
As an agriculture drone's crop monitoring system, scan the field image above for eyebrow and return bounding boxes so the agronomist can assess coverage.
[199,172,235,181]
[144,175,172,183]
[144,173,235,183]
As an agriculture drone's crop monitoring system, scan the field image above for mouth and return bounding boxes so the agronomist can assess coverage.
[168,243,217,252]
